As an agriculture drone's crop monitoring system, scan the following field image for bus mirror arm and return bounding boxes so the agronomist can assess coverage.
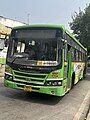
[62,38,67,42]
[61,39,67,48]
[61,39,67,44]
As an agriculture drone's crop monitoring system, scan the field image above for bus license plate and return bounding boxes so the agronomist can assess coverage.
[24,86,32,92]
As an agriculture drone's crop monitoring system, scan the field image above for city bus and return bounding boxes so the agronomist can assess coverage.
[4,24,87,96]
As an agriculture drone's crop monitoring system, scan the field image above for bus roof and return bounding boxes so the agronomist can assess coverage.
[12,24,87,51]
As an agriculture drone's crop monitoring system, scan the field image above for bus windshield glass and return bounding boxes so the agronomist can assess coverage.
[9,28,62,66]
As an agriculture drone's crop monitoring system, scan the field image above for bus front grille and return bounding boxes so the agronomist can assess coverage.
[13,70,47,85]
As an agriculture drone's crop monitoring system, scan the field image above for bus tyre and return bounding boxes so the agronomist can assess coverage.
[83,69,86,79]
[71,73,75,89]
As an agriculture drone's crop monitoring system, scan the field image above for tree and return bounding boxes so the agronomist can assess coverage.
[69,4,90,54]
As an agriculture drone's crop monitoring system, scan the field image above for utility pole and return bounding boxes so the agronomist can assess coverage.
[27,13,30,25]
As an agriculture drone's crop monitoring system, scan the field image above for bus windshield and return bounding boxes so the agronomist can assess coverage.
[8,29,62,66]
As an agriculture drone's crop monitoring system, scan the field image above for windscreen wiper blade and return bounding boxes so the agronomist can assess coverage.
[11,56,21,64]
[11,53,29,64]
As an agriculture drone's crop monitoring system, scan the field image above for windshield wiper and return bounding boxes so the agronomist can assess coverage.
[11,53,29,64]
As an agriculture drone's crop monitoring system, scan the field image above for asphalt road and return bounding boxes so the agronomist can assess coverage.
[0,68,90,120]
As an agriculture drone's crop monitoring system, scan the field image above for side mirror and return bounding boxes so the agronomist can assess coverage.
[61,38,67,46]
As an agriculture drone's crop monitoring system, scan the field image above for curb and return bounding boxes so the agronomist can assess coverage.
[87,107,90,120]
[73,89,90,120]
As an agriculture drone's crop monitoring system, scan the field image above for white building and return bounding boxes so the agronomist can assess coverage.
[0,16,26,28]
[0,16,27,65]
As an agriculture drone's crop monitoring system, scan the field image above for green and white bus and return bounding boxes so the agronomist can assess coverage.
[4,24,87,96]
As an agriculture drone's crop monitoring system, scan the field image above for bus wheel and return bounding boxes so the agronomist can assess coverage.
[71,73,75,89]
[83,68,86,79]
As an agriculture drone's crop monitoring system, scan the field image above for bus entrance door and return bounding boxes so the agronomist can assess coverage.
[67,45,72,91]
[64,45,72,92]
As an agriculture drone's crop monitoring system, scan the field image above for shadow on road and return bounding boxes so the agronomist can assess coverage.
[0,81,62,105]
[86,67,90,80]
[0,67,90,106]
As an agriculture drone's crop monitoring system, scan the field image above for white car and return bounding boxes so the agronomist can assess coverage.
[0,47,8,64]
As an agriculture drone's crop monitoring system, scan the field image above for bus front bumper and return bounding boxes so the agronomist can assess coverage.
[4,79,65,97]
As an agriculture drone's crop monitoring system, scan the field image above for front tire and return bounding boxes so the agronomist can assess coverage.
[71,73,75,88]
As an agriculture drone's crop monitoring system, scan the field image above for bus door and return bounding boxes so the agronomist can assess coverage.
[64,44,72,91]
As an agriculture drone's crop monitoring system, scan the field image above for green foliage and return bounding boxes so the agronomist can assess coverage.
[69,4,90,54]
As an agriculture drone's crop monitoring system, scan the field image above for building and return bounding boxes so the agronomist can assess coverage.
[0,16,26,28]
[0,16,27,65]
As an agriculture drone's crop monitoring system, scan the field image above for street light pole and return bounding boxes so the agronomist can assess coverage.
[27,13,30,25]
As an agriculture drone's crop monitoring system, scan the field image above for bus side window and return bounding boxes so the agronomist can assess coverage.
[74,49,78,61]
[67,44,71,60]
[76,50,79,61]
[81,52,84,61]
[74,49,76,61]
[83,53,85,61]
[67,44,71,52]
[79,51,82,61]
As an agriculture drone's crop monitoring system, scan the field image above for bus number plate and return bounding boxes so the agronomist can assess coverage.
[24,86,32,92]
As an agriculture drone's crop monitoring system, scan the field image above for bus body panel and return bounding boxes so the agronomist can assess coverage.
[4,79,65,96]
[73,62,85,84]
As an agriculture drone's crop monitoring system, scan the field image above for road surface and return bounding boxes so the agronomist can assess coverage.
[0,68,90,120]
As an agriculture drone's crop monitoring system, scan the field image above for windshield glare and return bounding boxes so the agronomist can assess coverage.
[11,38,58,61]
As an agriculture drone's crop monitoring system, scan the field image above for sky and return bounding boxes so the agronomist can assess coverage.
[0,0,90,30]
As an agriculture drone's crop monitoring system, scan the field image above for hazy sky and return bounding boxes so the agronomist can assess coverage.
[0,0,90,29]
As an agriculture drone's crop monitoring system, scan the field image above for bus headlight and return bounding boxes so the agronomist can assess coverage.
[5,73,13,81]
[45,80,62,86]
[5,65,13,81]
